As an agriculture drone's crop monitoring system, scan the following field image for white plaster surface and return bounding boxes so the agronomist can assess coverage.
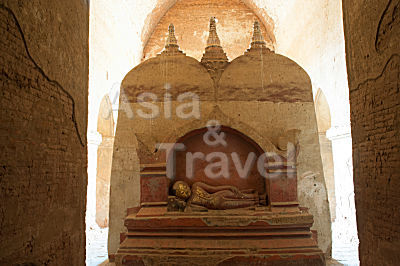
[328,127,359,264]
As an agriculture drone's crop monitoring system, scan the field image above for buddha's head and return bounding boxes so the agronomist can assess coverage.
[172,181,191,200]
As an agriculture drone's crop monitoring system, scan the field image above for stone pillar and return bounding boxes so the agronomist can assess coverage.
[96,135,115,227]
[87,131,102,228]
[327,125,359,260]
[318,132,336,222]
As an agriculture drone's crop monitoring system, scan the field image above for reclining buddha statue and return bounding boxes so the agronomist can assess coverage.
[171,181,259,211]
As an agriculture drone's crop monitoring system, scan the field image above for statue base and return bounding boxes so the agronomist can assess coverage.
[115,206,325,265]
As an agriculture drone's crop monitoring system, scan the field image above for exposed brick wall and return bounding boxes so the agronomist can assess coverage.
[0,3,88,265]
[343,0,400,264]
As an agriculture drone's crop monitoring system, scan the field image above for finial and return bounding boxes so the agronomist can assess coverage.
[250,20,267,49]
[165,24,178,48]
[161,23,183,55]
[201,17,229,83]
[207,17,221,47]
[252,21,264,42]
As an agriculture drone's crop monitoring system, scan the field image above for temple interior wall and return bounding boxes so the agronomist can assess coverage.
[1,0,397,265]
[343,0,400,265]
[0,1,88,264]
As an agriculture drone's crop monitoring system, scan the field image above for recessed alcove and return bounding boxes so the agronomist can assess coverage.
[175,126,266,195]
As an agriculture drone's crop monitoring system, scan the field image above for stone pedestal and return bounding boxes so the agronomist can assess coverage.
[116,207,324,265]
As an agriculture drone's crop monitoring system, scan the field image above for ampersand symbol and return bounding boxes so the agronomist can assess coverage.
[203,120,227,147]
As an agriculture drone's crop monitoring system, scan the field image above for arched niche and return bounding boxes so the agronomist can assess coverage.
[174,126,266,195]
[142,0,276,61]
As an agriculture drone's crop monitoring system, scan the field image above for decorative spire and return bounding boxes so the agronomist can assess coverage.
[250,20,267,49]
[207,17,221,47]
[162,24,183,56]
[201,17,229,83]
[165,24,178,48]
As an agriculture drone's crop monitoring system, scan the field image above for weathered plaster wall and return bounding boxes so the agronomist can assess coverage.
[342,0,400,265]
[0,1,88,265]
[144,0,350,127]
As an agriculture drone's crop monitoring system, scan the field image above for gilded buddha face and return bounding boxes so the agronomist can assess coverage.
[172,181,191,200]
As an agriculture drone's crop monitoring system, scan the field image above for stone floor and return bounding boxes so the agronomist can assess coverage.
[86,226,109,266]
[332,215,360,266]
[332,243,360,266]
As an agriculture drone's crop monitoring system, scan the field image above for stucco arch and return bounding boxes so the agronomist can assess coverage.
[157,106,286,158]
